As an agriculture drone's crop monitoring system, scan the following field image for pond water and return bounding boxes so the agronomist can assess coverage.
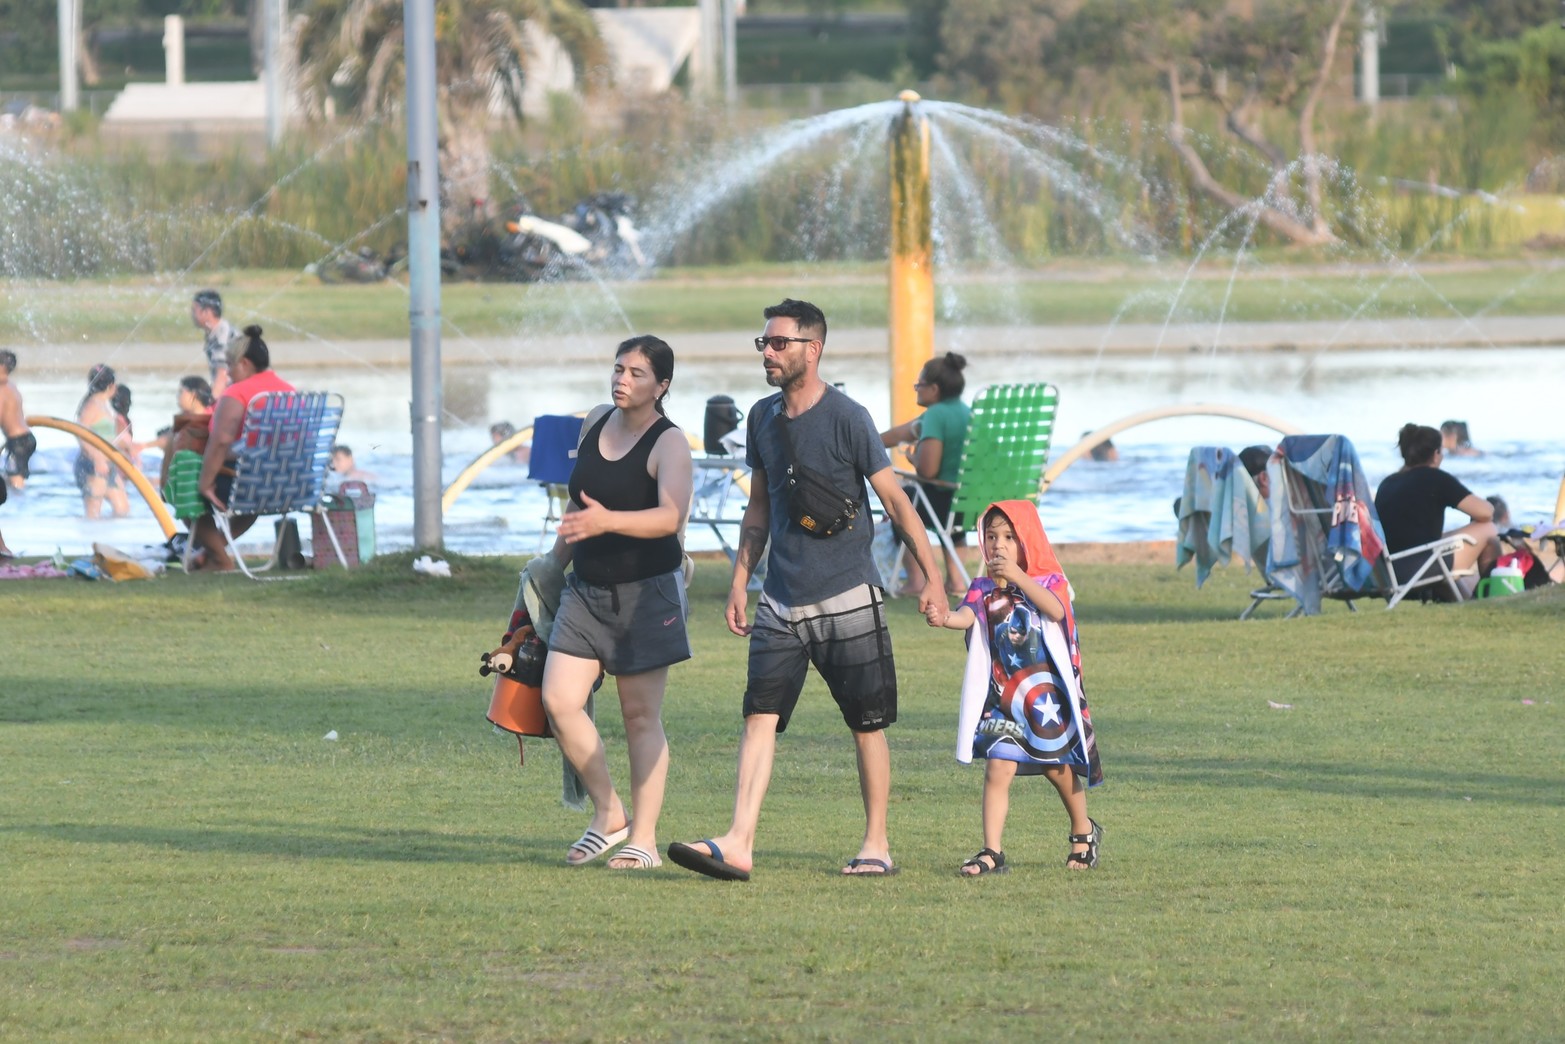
[6,343,1563,561]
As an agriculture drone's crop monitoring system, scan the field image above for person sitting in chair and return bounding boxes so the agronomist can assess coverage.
[153,376,216,491]
[1373,423,1500,601]
[193,325,296,572]
[880,352,971,595]
[1237,445,1273,501]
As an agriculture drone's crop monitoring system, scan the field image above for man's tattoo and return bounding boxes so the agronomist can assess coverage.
[737,524,767,573]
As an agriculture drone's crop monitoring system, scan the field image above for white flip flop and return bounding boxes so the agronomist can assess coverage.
[566,825,630,866]
[607,844,662,870]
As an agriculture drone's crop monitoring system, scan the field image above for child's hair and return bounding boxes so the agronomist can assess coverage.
[179,375,214,408]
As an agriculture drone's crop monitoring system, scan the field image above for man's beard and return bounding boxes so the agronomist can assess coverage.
[764,358,804,389]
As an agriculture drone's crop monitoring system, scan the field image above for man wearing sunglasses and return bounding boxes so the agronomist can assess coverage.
[668,299,946,882]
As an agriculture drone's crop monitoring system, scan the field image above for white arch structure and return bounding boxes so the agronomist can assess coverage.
[1039,403,1306,493]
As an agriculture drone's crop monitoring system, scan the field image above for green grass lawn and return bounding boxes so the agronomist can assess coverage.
[3,553,1563,1040]
[5,259,1565,345]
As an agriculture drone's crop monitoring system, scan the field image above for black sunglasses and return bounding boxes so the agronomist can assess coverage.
[754,335,815,353]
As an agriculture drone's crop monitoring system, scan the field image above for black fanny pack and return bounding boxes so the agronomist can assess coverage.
[777,410,860,538]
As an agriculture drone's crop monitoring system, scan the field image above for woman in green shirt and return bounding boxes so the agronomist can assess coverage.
[881,352,972,595]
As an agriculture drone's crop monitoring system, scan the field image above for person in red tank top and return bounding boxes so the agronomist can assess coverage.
[192,325,297,571]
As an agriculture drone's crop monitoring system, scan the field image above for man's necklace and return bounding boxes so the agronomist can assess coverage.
[788,383,825,419]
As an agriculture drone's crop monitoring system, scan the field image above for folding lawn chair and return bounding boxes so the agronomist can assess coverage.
[1257,434,1474,615]
[529,414,583,551]
[891,381,1059,592]
[212,391,348,580]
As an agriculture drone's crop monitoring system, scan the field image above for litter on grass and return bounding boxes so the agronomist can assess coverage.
[413,555,451,578]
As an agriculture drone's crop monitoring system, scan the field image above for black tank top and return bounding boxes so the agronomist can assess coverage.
[567,410,682,585]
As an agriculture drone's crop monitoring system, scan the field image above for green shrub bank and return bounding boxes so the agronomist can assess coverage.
[2,94,1560,279]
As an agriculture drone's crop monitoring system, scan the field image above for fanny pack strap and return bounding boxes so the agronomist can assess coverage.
[774,404,801,473]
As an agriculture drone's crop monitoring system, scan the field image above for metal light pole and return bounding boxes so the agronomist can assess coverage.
[722,0,738,106]
[264,0,286,147]
[1359,3,1379,110]
[695,0,719,98]
[404,0,443,549]
[57,0,79,112]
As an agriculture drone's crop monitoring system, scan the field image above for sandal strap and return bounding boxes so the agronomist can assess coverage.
[1069,819,1103,845]
[961,847,1005,868]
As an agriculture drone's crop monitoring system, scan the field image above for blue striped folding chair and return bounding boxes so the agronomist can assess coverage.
[214,391,347,580]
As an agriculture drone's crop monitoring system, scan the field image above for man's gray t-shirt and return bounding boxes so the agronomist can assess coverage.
[746,385,890,605]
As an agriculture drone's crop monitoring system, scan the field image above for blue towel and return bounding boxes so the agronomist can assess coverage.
[1177,447,1267,587]
[1266,435,1389,615]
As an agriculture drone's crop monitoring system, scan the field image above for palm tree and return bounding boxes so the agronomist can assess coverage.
[293,0,606,218]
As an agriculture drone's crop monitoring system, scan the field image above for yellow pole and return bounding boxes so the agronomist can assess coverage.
[888,89,933,429]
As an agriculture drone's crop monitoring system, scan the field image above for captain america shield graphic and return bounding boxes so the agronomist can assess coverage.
[1002,663,1077,761]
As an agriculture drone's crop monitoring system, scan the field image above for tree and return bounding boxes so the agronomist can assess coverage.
[292,0,607,215]
[1442,0,1557,43]
[1162,0,1360,246]
[925,0,1065,112]
[929,0,1365,247]
[1454,22,1565,166]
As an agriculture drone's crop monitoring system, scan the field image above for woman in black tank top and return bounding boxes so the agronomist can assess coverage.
[544,336,694,870]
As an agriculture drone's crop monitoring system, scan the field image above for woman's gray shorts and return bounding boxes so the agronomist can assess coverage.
[549,568,691,676]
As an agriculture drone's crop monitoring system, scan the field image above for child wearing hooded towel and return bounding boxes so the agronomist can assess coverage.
[929,499,1104,875]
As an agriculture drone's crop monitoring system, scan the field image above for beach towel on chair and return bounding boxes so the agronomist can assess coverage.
[504,553,595,810]
[1177,447,1266,587]
[1266,435,1388,615]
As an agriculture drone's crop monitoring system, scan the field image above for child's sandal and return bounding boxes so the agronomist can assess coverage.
[960,848,1008,876]
[1065,818,1102,869]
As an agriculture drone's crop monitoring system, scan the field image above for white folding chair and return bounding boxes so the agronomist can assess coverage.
[1383,533,1478,608]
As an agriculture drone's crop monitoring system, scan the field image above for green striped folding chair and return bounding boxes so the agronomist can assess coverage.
[892,381,1059,593]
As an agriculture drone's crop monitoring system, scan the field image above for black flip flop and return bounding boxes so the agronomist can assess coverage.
[667,839,750,882]
[842,857,899,876]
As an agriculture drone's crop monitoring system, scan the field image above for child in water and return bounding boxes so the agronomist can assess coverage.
[929,500,1103,874]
